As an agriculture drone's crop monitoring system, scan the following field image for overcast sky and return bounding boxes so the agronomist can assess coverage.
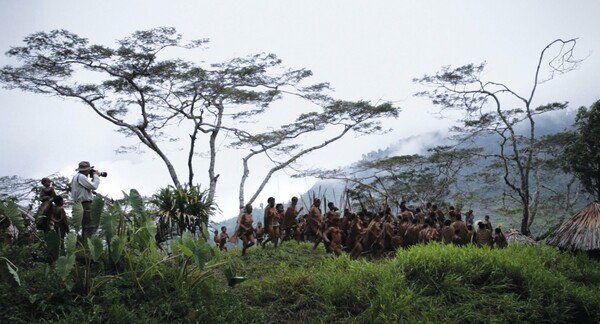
[1,1,599,221]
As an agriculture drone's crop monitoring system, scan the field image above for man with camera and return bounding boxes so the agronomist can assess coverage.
[71,161,105,239]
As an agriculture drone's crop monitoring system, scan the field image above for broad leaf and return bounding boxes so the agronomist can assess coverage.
[4,201,24,233]
[110,235,126,264]
[176,242,194,258]
[55,254,75,282]
[181,231,194,251]
[128,189,145,217]
[46,230,60,261]
[71,201,83,233]
[100,202,120,242]
[6,261,20,287]
[90,196,105,229]
[66,232,77,256]
[201,221,210,242]
[87,236,104,263]
[192,245,206,269]
[0,259,20,287]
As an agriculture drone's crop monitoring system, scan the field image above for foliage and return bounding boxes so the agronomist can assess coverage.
[0,257,20,287]
[2,237,600,322]
[150,184,215,241]
[413,39,582,235]
[0,27,331,204]
[45,229,60,261]
[233,100,401,210]
[0,199,25,232]
[296,145,481,214]
[170,231,222,290]
[563,100,600,200]
[232,242,600,323]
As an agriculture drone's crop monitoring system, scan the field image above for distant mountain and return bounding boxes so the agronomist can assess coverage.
[213,111,589,237]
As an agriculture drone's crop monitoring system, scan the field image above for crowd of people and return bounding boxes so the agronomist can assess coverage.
[232,196,508,257]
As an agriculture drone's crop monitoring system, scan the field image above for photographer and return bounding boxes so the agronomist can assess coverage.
[71,161,103,239]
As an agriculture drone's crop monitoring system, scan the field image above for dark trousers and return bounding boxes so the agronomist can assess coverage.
[81,201,97,239]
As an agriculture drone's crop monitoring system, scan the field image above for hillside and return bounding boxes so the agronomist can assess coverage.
[270,111,592,238]
[227,242,600,323]
[2,241,599,323]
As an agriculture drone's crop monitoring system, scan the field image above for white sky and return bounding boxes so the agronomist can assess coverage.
[1,1,599,221]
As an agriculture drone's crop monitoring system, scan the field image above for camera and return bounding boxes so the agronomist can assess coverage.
[90,167,108,177]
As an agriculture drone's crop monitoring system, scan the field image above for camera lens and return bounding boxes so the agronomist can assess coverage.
[99,172,108,177]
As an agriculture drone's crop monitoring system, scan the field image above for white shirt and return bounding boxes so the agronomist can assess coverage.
[71,173,100,202]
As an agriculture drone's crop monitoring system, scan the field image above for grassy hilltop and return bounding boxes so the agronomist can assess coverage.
[2,242,600,323]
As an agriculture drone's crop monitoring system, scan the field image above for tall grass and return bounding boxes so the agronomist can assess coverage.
[233,242,600,323]
[2,241,599,322]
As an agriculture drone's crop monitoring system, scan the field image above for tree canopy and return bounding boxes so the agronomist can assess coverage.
[1,27,401,213]
[563,100,600,200]
[413,39,582,235]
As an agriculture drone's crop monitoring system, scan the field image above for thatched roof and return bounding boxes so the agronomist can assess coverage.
[547,201,600,251]
[505,228,536,245]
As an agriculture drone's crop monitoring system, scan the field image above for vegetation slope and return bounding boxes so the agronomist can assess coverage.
[1,242,599,323]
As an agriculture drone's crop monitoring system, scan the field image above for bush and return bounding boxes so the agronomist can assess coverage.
[2,239,599,322]
[233,242,600,323]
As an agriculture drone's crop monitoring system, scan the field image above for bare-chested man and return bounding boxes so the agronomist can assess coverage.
[323,217,343,256]
[404,218,421,247]
[414,207,425,224]
[383,214,396,251]
[451,214,469,245]
[494,227,508,248]
[440,219,454,244]
[340,208,353,247]
[432,204,445,228]
[296,216,307,242]
[466,224,476,245]
[349,212,366,259]
[255,222,264,245]
[219,226,229,251]
[262,197,278,248]
[309,198,325,250]
[362,213,384,257]
[283,196,303,242]
[476,221,493,248]
[239,204,255,256]
[325,202,339,225]
[271,203,284,247]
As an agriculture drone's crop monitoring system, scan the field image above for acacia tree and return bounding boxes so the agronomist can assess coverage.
[230,100,401,211]
[0,28,328,204]
[413,39,581,235]
[297,146,479,214]
[563,100,600,200]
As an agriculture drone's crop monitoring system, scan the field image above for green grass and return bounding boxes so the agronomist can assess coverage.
[2,241,599,323]
[230,241,600,323]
